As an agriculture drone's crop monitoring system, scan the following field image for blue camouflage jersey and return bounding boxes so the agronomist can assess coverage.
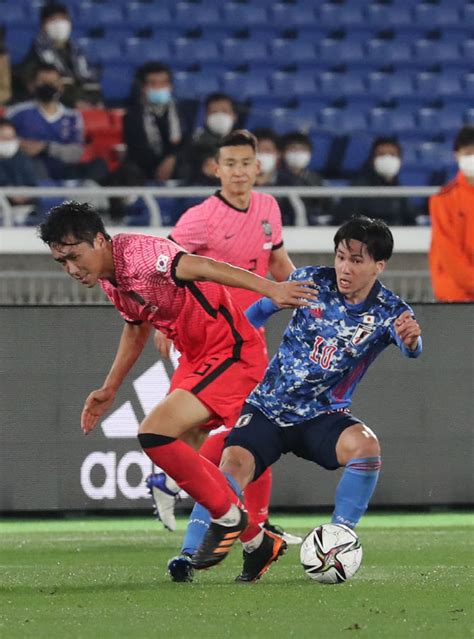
[247,266,422,426]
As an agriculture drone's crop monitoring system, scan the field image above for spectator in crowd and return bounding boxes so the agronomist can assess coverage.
[253,127,280,187]
[0,117,38,223]
[176,93,238,183]
[7,63,107,183]
[277,131,331,226]
[185,144,220,187]
[15,2,101,107]
[124,61,188,183]
[337,136,416,226]
[0,27,12,105]
[429,125,474,302]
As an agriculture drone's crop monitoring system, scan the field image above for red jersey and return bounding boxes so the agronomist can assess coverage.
[170,191,284,310]
[99,233,262,363]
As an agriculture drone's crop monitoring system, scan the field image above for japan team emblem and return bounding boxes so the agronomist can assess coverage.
[156,254,169,273]
[351,323,375,345]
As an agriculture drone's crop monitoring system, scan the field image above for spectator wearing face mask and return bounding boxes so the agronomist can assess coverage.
[176,93,238,183]
[7,63,107,183]
[253,127,280,187]
[15,2,101,107]
[124,61,188,183]
[337,136,416,226]
[429,125,474,302]
[0,117,39,223]
[277,131,332,226]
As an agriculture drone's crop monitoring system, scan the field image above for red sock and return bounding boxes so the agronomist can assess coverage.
[140,436,231,519]
[244,466,272,526]
[199,427,229,466]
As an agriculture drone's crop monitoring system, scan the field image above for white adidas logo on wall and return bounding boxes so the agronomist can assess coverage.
[81,350,181,501]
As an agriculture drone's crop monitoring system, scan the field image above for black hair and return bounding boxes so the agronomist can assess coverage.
[38,201,111,247]
[370,136,402,159]
[333,216,394,262]
[136,61,172,85]
[0,117,16,132]
[280,131,312,151]
[454,125,474,151]
[204,92,235,111]
[33,62,60,79]
[40,3,69,22]
[216,129,257,157]
[252,127,279,145]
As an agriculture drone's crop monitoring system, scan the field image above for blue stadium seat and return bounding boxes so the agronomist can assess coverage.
[269,39,316,64]
[5,26,35,65]
[0,3,26,25]
[75,2,124,28]
[465,73,474,97]
[101,65,134,104]
[415,71,463,97]
[318,39,365,64]
[78,38,121,65]
[365,4,412,27]
[270,3,317,27]
[174,2,221,26]
[417,141,454,170]
[340,132,375,175]
[369,107,416,135]
[124,38,172,65]
[221,38,268,63]
[222,71,270,99]
[413,39,460,64]
[413,4,461,27]
[461,4,474,25]
[398,167,433,187]
[318,71,366,99]
[365,39,411,64]
[173,38,220,63]
[271,71,317,98]
[125,3,173,27]
[222,3,268,26]
[308,132,334,172]
[318,3,364,27]
[417,107,442,133]
[173,71,220,98]
[368,71,415,99]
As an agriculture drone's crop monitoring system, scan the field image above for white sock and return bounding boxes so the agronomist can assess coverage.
[164,475,179,494]
[212,503,241,527]
[242,530,264,553]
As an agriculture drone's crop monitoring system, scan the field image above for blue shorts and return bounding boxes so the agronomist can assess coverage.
[224,403,361,480]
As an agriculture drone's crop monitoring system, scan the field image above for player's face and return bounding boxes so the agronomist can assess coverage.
[334,240,386,303]
[215,145,259,196]
[50,233,111,287]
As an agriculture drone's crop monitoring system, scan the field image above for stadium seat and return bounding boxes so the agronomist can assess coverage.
[81,108,111,136]
[413,39,460,64]
[365,39,411,64]
[173,71,220,98]
[222,3,268,26]
[125,3,173,27]
[308,131,334,172]
[270,3,317,27]
[398,167,432,187]
[413,4,461,27]
[101,65,134,104]
[174,2,221,27]
[173,38,220,63]
[318,3,364,27]
[78,38,121,65]
[124,38,172,64]
[75,2,124,28]
[222,71,270,99]
[318,71,366,99]
[339,132,375,175]
[369,108,416,135]
[0,3,26,25]
[4,26,35,65]
[269,39,316,64]
[365,4,412,27]
[318,39,365,64]
[221,38,268,63]
[271,71,317,98]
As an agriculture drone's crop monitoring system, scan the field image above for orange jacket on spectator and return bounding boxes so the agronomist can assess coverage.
[429,171,474,301]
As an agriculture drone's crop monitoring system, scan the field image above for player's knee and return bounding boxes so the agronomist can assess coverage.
[337,423,381,464]
[220,446,255,488]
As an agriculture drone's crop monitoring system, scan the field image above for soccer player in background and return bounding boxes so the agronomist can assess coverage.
[146,130,301,582]
[38,201,316,570]
[192,216,422,582]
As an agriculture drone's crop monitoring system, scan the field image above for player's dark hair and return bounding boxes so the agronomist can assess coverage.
[38,201,111,247]
[33,62,61,79]
[136,61,172,85]
[454,125,474,151]
[334,216,394,262]
[204,92,235,112]
[216,129,257,158]
[280,131,312,151]
[0,117,16,132]
[41,3,69,22]
[252,127,279,146]
[370,136,402,159]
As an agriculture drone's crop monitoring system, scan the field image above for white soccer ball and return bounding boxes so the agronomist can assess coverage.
[300,523,363,584]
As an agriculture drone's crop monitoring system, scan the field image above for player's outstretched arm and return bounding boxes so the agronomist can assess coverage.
[393,310,422,356]
[175,254,317,308]
[81,322,152,434]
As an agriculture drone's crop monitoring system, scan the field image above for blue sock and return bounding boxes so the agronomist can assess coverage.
[181,472,241,556]
[331,457,382,529]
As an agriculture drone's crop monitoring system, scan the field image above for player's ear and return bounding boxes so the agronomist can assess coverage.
[94,232,107,248]
[375,260,386,274]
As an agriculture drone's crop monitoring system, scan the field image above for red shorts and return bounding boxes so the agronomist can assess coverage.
[169,336,267,429]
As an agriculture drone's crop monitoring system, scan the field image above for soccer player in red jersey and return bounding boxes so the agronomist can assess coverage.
[146,130,301,580]
[39,201,315,570]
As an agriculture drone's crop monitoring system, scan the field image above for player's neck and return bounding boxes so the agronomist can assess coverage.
[219,188,251,211]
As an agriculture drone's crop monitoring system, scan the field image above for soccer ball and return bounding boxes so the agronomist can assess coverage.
[300,523,363,584]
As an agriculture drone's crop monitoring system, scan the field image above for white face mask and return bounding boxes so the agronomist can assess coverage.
[0,140,19,158]
[206,112,234,137]
[285,150,311,170]
[257,152,277,174]
[374,154,401,178]
[458,154,474,178]
[45,19,72,43]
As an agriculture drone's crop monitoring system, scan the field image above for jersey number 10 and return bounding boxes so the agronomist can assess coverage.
[310,336,337,369]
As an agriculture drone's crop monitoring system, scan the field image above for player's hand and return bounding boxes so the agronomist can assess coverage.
[154,329,173,358]
[268,279,318,308]
[394,310,421,350]
[81,387,117,435]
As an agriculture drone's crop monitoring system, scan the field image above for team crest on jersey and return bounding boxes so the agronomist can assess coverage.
[235,413,253,428]
[362,314,375,325]
[351,323,375,345]
[261,220,272,236]
[156,254,169,273]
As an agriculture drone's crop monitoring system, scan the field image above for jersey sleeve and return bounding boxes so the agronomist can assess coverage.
[388,302,422,358]
[135,236,186,287]
[170,204,209,253]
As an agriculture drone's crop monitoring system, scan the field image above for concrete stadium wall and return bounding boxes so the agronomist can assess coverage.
[0,304,472,512]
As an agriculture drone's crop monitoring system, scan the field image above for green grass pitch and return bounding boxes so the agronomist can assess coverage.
[1,513,472,638]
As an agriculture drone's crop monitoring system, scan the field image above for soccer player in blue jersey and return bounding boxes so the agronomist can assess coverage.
[192,216,422,582]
